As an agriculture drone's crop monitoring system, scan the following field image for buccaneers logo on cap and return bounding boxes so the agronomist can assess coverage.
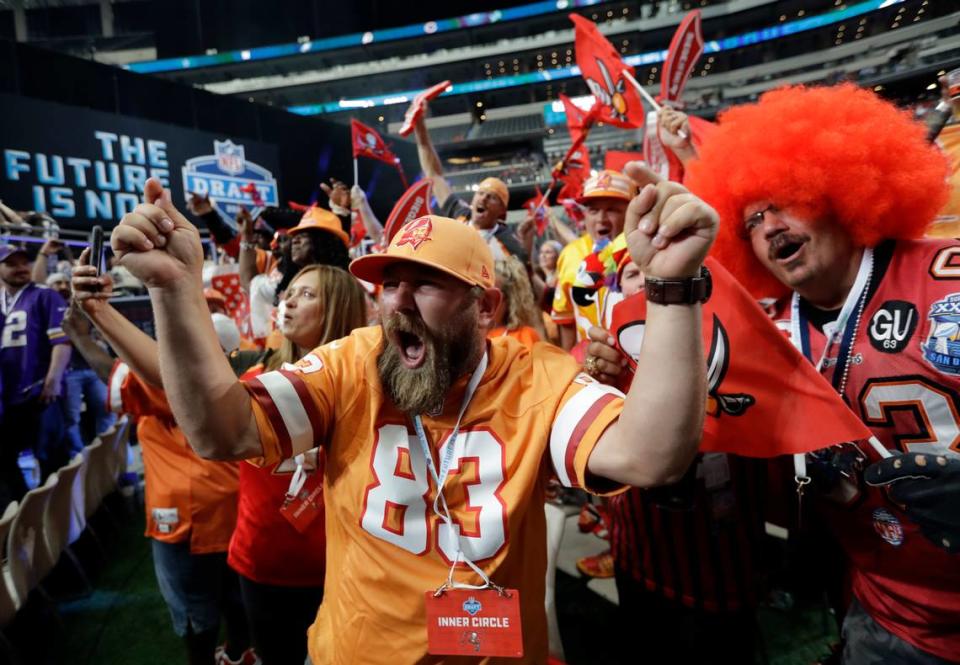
[395,216,433,251]
[595,171,613,191]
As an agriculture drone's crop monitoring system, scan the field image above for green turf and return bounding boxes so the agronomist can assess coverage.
[38,507,837,665]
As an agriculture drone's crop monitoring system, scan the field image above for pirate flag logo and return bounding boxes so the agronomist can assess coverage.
[584,58,630,125]
[706,314,756,417]
[395,216,433,251]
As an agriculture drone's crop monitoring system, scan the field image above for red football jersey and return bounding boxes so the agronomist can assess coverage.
[228,358,327,588]
[774,239,960,661]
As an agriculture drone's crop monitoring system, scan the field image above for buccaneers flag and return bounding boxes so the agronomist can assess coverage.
[570,14,645,129]
[610,258,872,457]
[351,119,398,165]
[560,93,599,144]
[522,185,549,236]
[660,10,704,103]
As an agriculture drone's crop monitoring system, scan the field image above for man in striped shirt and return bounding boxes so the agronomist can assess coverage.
[109,168,716,664]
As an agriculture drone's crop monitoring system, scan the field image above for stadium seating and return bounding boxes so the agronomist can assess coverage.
[5,474,58,605]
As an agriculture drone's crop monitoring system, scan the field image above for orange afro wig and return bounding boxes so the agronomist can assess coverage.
[684,84,950,300]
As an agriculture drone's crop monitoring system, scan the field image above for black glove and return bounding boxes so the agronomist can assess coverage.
[865,452,960,554]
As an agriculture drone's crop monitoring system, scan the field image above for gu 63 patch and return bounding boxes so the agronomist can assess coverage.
[867,300,918,354]
[922,293,960,375]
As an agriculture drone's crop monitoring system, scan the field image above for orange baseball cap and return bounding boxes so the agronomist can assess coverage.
[288,206,350,248]
[350,215,494,288]
[579,169,637,202]
[477,177,509,208]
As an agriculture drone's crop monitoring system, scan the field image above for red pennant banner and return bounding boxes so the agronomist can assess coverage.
[610,258,872,457]
[604,150,644,174]
[660,10,704,103]
[399,80,451,137]
[570,14,645,129]
[383,178,433,243]
[351,118,399,165]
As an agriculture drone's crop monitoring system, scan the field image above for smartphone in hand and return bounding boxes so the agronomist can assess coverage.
[89,225,104,276]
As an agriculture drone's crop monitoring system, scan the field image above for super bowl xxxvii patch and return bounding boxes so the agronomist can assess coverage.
[922,294,960,375]
[872,508,904,547]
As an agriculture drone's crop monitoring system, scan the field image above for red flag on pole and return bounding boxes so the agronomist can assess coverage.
[660,10,705,104]
[382,178,433,243]
[522,186,549,236]
[559,94,600,144]
[399,80,452,137]
[351,119,398,165]
[610,258,872,457]
[570,14,645,129]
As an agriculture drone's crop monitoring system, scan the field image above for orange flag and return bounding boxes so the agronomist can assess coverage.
[610,258,872,457]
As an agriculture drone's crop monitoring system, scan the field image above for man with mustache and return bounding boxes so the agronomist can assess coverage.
[552,169,635,350]
[109,165,716,664]
[686,84,960,664]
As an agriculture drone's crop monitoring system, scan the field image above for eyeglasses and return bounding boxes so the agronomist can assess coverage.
[741,205,777,237]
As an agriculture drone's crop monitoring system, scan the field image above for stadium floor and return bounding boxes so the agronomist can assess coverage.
[18,494,836,665]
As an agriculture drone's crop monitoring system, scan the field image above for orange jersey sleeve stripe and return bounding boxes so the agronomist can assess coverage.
[564,392,618,486]
[245,368,323,459]
[107,361,130,414]
[245,375,295,461]
[549,376,624,488]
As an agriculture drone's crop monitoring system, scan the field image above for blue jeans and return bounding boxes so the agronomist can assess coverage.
[64,368,115,456]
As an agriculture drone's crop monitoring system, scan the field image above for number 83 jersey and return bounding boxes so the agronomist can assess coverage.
[242,326,625,665]
[777,238,960,662]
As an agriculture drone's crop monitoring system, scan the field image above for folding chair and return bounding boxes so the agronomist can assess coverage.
[5,475,58,606]
[41,454,91,595]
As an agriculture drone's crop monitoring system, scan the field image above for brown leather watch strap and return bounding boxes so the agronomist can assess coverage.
[644,266,712,305]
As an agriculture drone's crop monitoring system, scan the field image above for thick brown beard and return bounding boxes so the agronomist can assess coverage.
[377,308,482,415]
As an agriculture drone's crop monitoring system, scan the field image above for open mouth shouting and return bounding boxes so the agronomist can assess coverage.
[594,221,613,239]
[385,314,432,370]
[769,233,808,266]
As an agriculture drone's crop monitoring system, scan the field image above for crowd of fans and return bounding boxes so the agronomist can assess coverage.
[1,77,959,665]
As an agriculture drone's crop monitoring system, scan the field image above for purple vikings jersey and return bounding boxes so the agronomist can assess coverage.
[0,283,68,406]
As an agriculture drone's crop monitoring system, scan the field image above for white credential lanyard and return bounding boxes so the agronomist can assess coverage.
[787,248,889,483]
[0,286,25,317]
[413,352,493,591]
[285,453,307,500]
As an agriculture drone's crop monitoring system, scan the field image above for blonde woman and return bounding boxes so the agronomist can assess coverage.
[487,256,545,349]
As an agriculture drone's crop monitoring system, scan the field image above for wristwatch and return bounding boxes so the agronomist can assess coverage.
[644,266,712,305]
[239,240,258,251]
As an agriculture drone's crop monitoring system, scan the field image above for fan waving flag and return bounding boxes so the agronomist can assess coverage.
[570,14,645,129]
[611,258,872,457]
[522,186,549,236]
[399,80,451,137]
[660,10,704,103]
[351,119,398,165]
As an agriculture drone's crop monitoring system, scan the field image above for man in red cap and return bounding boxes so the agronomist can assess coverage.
[552,169,637,350]
[687,84,960,664]
[412,109,528,263]
[109,168,717,664]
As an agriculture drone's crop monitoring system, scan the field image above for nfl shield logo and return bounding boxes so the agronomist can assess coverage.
[215,140,246,175]
[462,597,482,616]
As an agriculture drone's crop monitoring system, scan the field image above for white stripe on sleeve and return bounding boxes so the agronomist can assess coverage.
[108,363,130,414]
[256,371,316,455]
[549,377,624,487]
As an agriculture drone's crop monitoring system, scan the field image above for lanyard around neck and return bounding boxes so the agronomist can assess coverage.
[789,247,873,373]
[412,351,493,589]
